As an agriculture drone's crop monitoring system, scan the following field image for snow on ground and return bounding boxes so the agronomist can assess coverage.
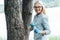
[46,7,60,36]
[0,13,7,40]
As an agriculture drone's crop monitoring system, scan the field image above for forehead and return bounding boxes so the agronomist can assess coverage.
[34,2,42,6]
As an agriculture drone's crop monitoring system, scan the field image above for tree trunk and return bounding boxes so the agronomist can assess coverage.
[22,0,33,40]
[4,0,32,40]
[4,0,24,40]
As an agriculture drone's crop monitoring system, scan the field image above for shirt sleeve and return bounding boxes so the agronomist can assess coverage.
[42,15,51,35]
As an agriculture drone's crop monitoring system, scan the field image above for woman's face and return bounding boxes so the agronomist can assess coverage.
[34,3,43,14]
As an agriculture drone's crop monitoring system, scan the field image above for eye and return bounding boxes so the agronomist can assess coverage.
[34,6,42,8]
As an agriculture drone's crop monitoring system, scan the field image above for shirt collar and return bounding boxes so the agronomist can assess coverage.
[36,13,43,17]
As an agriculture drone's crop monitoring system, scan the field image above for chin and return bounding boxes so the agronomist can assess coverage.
[36,13,40,15]
[36,12,41,14]
[36,12,41,15]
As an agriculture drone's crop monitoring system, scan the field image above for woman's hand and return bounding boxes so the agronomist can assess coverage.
[30,22,35,28]
[34,29,39,34]
[40,31,46,35]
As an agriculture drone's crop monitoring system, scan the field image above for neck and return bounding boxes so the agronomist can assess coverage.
[36,13,41,16]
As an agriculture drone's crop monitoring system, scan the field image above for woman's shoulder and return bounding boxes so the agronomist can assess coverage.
[41,13,48,18]
[41,13,49,21]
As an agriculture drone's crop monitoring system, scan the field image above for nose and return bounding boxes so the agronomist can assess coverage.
[36,8,39,11]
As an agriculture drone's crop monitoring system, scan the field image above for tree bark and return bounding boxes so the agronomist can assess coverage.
[22,0,33,40]
[4,0,24,40]
[4,0,32,40]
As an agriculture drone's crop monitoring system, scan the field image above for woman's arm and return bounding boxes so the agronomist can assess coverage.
[29,22,35,31]
[41,16,51,35]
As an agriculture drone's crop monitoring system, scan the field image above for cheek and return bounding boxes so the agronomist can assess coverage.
[34,8,43,13]
[38,8,43,13]
[35,8,40,12]
[37,8,42,13]
[39,8,42,11]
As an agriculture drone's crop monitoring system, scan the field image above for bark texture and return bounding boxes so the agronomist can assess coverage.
[4,0,32,40]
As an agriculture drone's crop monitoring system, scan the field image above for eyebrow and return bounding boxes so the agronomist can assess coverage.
[34,6,43,7]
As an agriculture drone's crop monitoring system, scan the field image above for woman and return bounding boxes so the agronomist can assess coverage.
[30,1,51,40]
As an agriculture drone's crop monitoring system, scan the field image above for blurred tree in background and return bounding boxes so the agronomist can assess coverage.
[40,0,60,8]
[1,0,60,13]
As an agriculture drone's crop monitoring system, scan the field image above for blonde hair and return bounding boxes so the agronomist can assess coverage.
[34,1,46,15]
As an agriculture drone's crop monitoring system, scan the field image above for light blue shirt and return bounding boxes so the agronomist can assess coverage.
[33,13,50,40]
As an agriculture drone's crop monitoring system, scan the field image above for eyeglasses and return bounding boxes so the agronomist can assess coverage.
[34,6,42,8]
